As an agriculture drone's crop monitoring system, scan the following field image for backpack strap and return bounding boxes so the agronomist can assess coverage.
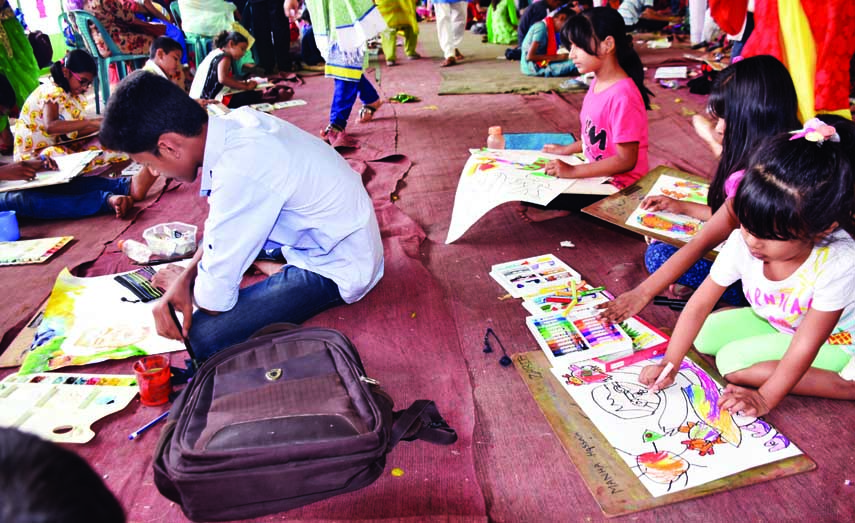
[389,400,457,449]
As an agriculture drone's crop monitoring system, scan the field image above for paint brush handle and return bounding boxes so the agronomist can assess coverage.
[128,410,169,440]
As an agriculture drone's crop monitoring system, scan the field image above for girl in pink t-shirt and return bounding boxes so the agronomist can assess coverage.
[522,7,650,223]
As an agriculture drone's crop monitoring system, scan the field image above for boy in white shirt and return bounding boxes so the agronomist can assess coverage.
[100,72,385,360]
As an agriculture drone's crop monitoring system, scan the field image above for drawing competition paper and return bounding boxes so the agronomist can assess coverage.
[624,174,710,242]
[550,357,802,497]
[447,149,609,244]
[19,268,186,374]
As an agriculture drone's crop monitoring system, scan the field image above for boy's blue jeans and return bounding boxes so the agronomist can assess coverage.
[0,177,130,219]
[188,264,345,361]
[330,75,379,129]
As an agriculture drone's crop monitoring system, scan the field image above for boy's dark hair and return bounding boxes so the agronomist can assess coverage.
[0,73,15,109]
[706,55,800,212]
[734,122,855,241]
[0,428,125,523]
[555,6,575,18]
[101,71,208,155]
[214,30,248,49]
[50,49,97,93]
[561,7,652,109]
[150,35,183,60]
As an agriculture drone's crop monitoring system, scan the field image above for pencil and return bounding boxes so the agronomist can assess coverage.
[128,410,169,440]
[650,361,675,391]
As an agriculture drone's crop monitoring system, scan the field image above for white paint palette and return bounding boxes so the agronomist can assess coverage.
[0,372,138,443]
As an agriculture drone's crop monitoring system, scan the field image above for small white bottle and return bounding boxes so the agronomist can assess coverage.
[487,126,505,150]
[119,239,152,264]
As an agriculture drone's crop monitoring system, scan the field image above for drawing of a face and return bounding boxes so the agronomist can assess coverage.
[592,381,661,419]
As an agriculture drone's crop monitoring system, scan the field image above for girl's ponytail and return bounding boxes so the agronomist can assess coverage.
[613,29,651,110]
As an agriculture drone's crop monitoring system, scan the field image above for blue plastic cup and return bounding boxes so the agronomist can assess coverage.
[0,211,20,242]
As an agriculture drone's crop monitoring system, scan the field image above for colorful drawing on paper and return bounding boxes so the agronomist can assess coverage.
[625,174,710,242]
[446,149,578,244]
[19,268,185,374]
[0,372,138,444]
[550,357,801,497]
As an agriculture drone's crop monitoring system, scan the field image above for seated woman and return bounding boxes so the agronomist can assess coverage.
[486,0,518,45]
[75,0,167,59]
[5,54,155,219]
[520,6,576,77]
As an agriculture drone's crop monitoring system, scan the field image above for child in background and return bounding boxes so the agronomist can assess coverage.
[2,62,155,219]
[0,427,125,523]
[520,6,576,77]
[520,7,650,222]
[143,36,186,88]
[639,55,800,303]
[189,31,259,107]
[377,0,421,66]
[486,0,518,45]
[641,121,855,416]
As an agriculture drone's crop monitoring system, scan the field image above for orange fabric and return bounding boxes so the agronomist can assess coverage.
[544,16,557,56]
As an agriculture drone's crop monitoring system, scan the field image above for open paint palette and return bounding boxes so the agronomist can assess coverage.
[0,372,138,443]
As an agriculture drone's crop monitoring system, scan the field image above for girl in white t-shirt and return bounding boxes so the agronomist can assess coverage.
[640,119,855,417]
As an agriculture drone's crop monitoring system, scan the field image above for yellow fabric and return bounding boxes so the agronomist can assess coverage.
[324,64,363,81]
[376,0,418,31]
[777,0,816,121]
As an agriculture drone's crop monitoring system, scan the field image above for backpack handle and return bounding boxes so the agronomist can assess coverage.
[389,400,457,449]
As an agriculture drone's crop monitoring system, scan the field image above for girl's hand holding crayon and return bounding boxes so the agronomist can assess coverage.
[640,195,686,215]
[639,361,677,391]
[545,159,574,178]
[718,383,770,417]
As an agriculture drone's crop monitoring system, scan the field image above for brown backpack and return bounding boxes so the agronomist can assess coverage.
[153,325,457,521]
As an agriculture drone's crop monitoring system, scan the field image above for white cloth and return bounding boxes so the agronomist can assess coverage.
[434,2,467,59]
[194,107,384,311]
[617,0,655,27]
[142,59,168,78]
[710,229,855,341]
[177,0,236,36]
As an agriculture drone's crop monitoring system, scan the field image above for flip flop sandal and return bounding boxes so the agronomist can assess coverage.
[358,103,379,123]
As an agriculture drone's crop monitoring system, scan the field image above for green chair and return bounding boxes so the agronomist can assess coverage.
[67,10,148,114]
[58,12,84,52]
[169,1,213,70]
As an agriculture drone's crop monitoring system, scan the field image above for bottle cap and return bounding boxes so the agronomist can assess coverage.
[488,126,503,135]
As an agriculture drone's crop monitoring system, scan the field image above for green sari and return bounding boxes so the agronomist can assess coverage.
[486,0,519,45]
[0,1,40,129]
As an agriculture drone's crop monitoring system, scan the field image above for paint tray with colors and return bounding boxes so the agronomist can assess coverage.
[0,372,139,444]
[490,254,582,298]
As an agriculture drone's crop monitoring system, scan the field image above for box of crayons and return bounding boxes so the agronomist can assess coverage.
[526,309,633,365]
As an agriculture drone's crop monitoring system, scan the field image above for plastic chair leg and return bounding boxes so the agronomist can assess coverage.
[99,61,111,107]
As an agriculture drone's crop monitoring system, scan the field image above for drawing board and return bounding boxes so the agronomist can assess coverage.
[446,149,612,244]
[19,267,186,374]
[0,371,138,443]
[550,355,802,497]
[0,150,102,193]
[624,174,709,243]
[582,166,719,261]
[514,350,815,516]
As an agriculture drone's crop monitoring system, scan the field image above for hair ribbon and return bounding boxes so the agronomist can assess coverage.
[790,118,840,144]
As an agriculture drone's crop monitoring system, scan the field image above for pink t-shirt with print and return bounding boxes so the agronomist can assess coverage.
[579,77,649,189]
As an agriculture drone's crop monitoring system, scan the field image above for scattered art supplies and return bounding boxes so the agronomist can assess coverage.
[592,316,668,371]
[446,149,613,244]
[527,309,633,366]
[625,174,710,243]
[522,283,611,315]
[548,355,803,497]
[490,254,581,298]
[113,266,163,303]
[654,66,688,79]
[251,99,307,112]
[142,222,197,258]
[0,236,72,266]
[19,267,187,374]
[0,150,101,193]
[0,371,138,444]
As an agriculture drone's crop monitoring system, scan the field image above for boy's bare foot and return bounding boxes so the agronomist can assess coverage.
[522,208,571,223]
[516,204,532,223]
[454,48,464,60]
[109,195,134,218]
[129,166,158,201]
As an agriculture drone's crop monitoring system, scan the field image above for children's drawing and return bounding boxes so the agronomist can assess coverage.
[19,268,186,374]
[624,174,710,242]
[550,356,802,497]
[0,236,73,266]
[447,149,590,244]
